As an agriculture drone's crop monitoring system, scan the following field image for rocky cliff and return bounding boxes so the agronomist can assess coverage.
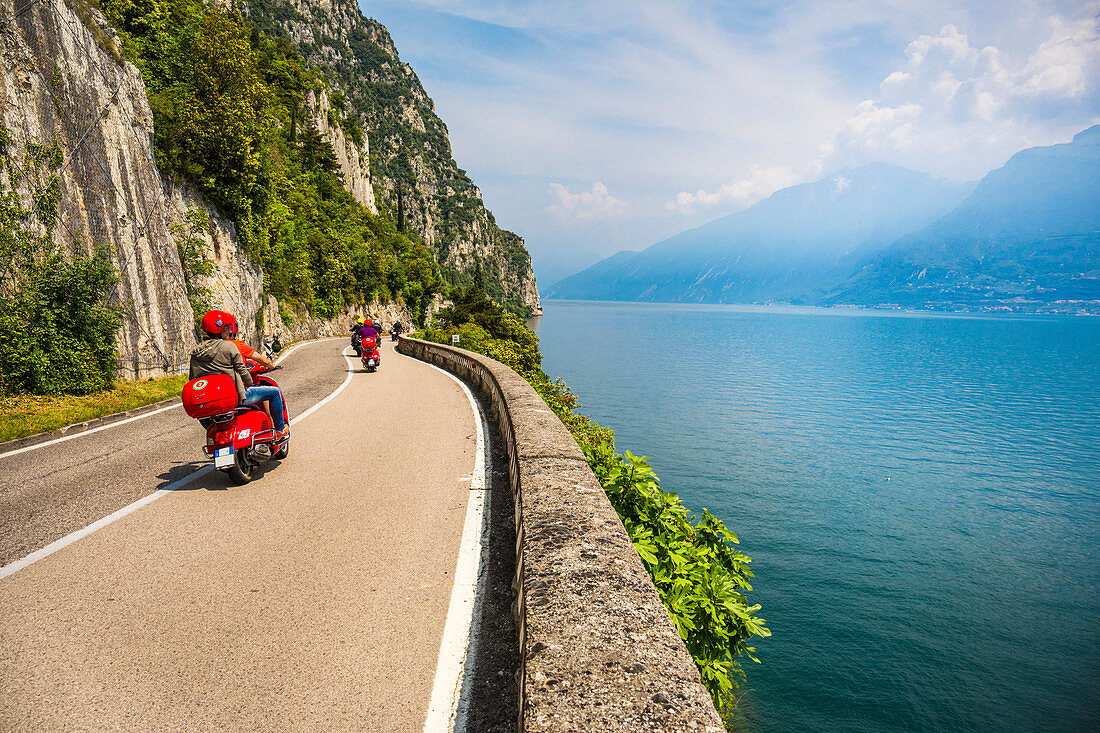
[306,87,376,215]
[241,0,542,316]
[0,0,248,377]
[0,0,407,379]
[2,0,538,387]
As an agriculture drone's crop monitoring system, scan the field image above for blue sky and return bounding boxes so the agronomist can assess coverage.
[359,0,1100,285]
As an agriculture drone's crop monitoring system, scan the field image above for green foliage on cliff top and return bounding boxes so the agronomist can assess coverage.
[98,0,442,322]
[241,0,535,315]
[423,281,770,717]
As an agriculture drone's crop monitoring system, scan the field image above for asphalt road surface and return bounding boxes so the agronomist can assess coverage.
[0,338,481,731]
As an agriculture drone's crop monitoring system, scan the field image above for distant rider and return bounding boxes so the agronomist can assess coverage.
[357,318,381,348]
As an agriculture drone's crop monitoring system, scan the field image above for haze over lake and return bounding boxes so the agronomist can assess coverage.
[534,300,1100,732]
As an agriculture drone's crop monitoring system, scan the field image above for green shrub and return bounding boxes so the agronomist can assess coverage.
[0,129,122,396]
[0,247,122,395]
[422,282,769,713]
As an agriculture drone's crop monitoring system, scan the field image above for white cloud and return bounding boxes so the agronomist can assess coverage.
[1018,16,1099,98]
[666,164,802,215]
[833,16,1100,176]
[548,182,628,221]
[377,0,1100,272]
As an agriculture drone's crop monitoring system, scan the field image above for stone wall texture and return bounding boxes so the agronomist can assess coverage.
[398,337,724,733]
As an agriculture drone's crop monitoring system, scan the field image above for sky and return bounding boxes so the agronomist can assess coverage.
[359,0,1100,286]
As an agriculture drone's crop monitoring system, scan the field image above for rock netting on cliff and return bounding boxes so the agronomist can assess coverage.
[2,0,193,376]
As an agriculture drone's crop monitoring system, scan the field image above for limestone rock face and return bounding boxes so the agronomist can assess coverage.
[261,295,412,345]
[307,88,376,214]
[0,0,263,376]
[163,178,264,347]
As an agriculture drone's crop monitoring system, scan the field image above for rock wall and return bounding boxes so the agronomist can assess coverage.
[0,0,264,377]
[163,177,265,348]
[398,337,724,732]
[306,88,376,214]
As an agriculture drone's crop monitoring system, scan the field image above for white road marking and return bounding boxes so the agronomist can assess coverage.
[0,337,346,461]
[0,403,182,460]
[403,351,492,733]
[0,346,358,581]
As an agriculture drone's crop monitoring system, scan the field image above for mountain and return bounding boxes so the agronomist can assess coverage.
[242,0,541,315]
[547,164,974,303]
[826,126,1100,312]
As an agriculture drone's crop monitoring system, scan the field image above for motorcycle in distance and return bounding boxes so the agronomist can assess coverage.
[361,335,381,372]
[390,324,402,341]
[181,362,290,485]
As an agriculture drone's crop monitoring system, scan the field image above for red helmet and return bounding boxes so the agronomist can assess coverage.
[364,318,373,327]
[200,310,235,337]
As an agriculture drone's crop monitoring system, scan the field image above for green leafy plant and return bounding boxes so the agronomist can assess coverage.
[422,281,769,716]
[0,130,122,396]
[171,207,216,318]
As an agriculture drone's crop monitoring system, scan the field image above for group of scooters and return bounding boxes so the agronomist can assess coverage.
[179,315,406,487]
[350,317,403,372]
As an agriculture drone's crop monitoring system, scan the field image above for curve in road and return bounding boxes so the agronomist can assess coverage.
[1,339,486,732]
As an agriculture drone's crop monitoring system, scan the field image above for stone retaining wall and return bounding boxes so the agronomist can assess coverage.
[397,337,724,732]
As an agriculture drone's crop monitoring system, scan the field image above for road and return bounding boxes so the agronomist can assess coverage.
[0,338,485,731]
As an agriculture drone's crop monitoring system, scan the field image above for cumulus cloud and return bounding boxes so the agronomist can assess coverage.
[666,164,802,215]
[834,17,1100,176]
[548,182,628,221]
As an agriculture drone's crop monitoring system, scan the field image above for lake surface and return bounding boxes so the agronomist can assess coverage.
[532,300,1100,733]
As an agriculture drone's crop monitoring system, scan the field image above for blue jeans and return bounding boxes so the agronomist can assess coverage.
[243,386,286,431]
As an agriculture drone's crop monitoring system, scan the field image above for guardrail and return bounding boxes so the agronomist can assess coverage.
[397,337,724,732]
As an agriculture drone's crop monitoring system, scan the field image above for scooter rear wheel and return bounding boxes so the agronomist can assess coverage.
[227,450,254,485]
[274,440,289,460]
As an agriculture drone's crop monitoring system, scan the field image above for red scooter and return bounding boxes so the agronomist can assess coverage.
[361,336,381,372]
[181,362,290,485]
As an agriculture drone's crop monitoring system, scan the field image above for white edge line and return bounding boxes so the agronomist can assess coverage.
[0,402,182,460]
[0,345,358,581]
[0,337,346,461]
[412,353,491,733]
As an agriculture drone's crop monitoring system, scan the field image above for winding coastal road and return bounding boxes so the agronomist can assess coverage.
[0,339,487,731]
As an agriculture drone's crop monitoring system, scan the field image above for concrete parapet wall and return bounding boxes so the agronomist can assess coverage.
[397,337,723,732]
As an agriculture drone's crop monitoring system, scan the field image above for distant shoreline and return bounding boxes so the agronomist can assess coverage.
[537,297,1100,318]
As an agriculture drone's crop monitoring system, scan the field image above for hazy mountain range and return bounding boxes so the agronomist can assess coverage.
[547,126,1100,314]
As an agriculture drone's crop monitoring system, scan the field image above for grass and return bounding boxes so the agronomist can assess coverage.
[0,375,188,443]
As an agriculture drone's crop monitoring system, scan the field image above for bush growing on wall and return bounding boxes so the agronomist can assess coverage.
[0,247,123,395]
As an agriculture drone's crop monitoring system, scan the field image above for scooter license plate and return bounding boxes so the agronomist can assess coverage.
[368,359,377,366]
[214,446,234,468]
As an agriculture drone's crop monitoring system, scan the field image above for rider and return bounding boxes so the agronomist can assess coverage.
[357,318,381,350]
[190,310,286,437]
[190,310,253,426]
[350,317,364,351]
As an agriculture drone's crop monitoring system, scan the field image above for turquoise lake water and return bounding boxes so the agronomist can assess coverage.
[532,300,1100,733]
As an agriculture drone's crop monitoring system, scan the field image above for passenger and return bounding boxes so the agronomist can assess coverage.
[190,310,253,429]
